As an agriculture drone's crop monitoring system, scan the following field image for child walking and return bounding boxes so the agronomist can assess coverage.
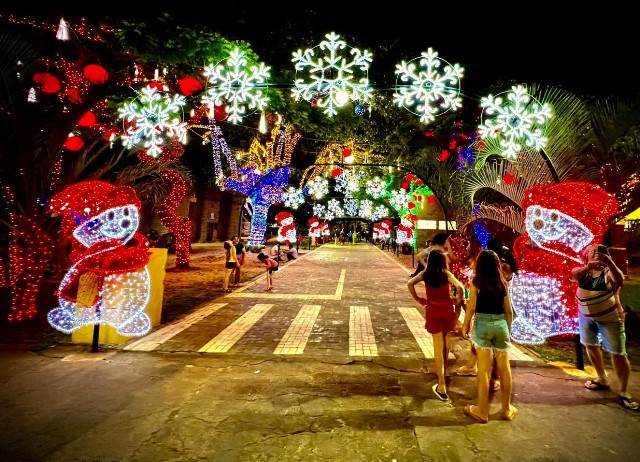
[257,252,278,291]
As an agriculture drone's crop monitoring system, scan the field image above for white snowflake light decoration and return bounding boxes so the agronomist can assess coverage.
[327,198,344,217]
[305,176,329,199]
[371,205,388,222]
[118,85,187,159]
[313,203,327,217]
[389,188,411,211]
[359,199,373,219]
[394,48,464,124]
[202,48,271,124]
[477,85,552,160]
[324,210,335,221]
[365,176,387,199]
[335,169,364,194]
[344,196,359,216]
[283,187,305,209]
[291,32,373,117]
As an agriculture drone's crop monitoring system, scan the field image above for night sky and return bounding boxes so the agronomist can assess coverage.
[4,2,638,99]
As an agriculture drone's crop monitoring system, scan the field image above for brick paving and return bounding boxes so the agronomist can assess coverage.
[123,243,536,363]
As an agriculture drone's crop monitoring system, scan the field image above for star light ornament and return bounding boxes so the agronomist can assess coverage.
[292,32,373,117]
[477,85,552,160]
[202,48,271,124]
[118,85,187,159]
[394,48,464,124]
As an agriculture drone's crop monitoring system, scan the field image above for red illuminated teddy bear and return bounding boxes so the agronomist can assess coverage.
[276,211,297,243]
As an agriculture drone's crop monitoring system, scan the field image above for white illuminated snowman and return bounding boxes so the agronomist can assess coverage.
[47,181,152,336]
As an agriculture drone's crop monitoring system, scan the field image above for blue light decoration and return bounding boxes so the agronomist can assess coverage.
[472,218,490,248]
[223,126,301,246]
[354,104,366,115]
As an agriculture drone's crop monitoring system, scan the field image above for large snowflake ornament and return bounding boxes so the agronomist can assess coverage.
[371,205,388,222]
[365,176,387,199]
[389,188,411,211]
[327,198,344,217]
[291,32,373,117]
[283,187,305,209]
[477,85,552,160]
[118,85,187,159]
[394,48,464,124]
[313,203,327,217]
[305,176,329,199]
[201,48,271,124]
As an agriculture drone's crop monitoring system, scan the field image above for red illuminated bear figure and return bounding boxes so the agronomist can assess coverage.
[308,217,321,237]
[47,181,152,336]
[510,181,617,344]
[276,211,297,244]
[378,219,393,239]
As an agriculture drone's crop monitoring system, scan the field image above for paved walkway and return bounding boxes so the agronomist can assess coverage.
[123,243,535,363]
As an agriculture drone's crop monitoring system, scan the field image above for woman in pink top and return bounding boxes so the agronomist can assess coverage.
[408,249,465,401]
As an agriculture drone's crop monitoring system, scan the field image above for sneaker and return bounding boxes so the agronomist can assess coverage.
[455,365,477,376]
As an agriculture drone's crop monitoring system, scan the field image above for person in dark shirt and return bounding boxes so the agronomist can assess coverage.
[461,249,516,423]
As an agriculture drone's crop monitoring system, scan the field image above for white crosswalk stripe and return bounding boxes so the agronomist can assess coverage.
[123,302,535,361]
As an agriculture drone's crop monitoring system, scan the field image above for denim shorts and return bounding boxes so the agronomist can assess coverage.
[578,313,626,355]
[472,313,511,351]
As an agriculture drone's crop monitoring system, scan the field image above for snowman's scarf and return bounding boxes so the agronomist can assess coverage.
[56,234,150,306]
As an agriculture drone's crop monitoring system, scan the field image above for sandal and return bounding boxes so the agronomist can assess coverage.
[463,404,488,424]
[620,395,639,410]
[501,405,518,421]
[584,379,610,391]
[490,380,501,392]
[455,365,477,376]
[432,384,450,402]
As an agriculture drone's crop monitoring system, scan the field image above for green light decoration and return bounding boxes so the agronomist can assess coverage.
[477,85,552,160]
[394,48,464,124]
[201,48,271,124]
[292,32,373,117]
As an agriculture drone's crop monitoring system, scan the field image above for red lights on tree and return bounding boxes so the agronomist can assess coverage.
[77,111,97,127]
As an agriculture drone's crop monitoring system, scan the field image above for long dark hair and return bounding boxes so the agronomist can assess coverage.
[472,250,507,294]
[487,238,519,274]
[423,249,448,287]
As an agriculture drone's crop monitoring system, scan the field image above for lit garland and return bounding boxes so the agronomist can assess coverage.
[118,84,187,159]
[201,48,271,124]
[510,181,618,344]
[292,32,373,117]
[47,181,152,336]
[478,85,552,160]
[158,171,191,268]
[394,48,464,124]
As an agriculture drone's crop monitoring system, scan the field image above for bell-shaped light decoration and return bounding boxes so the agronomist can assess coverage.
[56,18,70,41]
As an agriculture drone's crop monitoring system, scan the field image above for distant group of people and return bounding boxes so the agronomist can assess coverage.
[407,231,637,421]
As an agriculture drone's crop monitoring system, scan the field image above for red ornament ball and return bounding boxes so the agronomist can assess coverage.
[213,104,228,121]
[64,136,84,151]
[77,111,97,127]
[83,64,109,84]
[427,195,436,204]
[177,76,203,96]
